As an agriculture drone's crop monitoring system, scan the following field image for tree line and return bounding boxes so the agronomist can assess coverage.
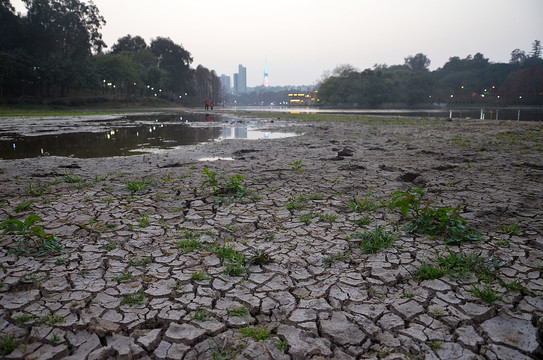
[0,0,221,105]
[318,41,543,107]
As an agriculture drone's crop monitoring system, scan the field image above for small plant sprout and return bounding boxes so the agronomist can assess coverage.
[226,306,248,317]
[353,227,396,254]
[288,159,306,173]
[1,215,64,257]
[122,291,145,307]
[240,326,272,341]
[125,176,153,192]
[192,306,210,321]
[191,271,210,281]
[498,223,522,235]
[322,251,350,268]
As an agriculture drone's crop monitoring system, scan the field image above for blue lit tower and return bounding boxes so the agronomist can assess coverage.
[264,59,269,88]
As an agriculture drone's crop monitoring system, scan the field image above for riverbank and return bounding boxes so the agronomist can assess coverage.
[0,113,542,359]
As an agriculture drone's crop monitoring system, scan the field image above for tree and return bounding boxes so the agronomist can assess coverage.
[531,40,541,59]
[150,37,192,96]
[510,49,527,64]
[111,35,147,54]
[404,53,430,72]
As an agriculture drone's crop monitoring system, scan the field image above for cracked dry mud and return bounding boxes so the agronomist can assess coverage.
[0,113,542,359]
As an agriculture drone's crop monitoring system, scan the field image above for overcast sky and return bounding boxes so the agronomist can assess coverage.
[10,0,543,87]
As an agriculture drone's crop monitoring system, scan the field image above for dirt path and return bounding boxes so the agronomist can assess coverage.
[0,113,542,359]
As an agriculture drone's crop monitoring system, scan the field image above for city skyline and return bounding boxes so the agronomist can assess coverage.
[8,0,543,87]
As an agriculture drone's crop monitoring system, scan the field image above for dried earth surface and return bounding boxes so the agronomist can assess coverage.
[0,111,542,359]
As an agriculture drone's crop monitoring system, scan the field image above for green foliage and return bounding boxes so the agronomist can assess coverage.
[240,326,272,341]
[14,200,34,213]
[210,244,246,264]
[288,159,306,173]
[319,213,337,222]
[353,227,396,254]
[125,176,154,192]
[277,339,288,354]
[40,313,65,325]
[388,187,427,217]
[101,240,118,251]
[201,168,219,193]
[286,197,304,212]
[113,271,131,284]
[64,170,82,183]
[498,223,522,235]
[176,239,202,253]
[406,206,482,245]
[192,306,210,321]
[0,334,18,356]
[191,271,210,281]
[202,170,246,198]
[347,188,381,213]
[299,212,317,225]
[470,284,502,303]
[26,181,48,197]
[223,264,247,277]
[122,291,145,307]
[354,215,371,227]
[1,215,64,257]
[246,249,275,267]
[322,251,351,268]
[226,306,248,317]
[415,249,503,282]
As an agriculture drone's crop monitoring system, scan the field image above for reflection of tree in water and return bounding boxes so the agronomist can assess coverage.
[0,124,222,160]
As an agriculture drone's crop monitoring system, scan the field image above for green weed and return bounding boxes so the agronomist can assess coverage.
[319,213,337,222]
[122,291,145,307]
[322,251,351,268]
[113,271,131,284]
[470,283,502,303]
[240,326,272,341]
[176,239,202,253]
[388,187,427,217]
[498,223,522,236]
[406,205,482,245]
[347,187,381,213]
[277,339,288,354]
[125,176,154,192]
[354,215,371,227]
[191,271,210,281]
[353,227,396,254]
[288,159,306,173]
[299,212,317,225]
[1,215,64,257]
[14,200,34,213]
[223,263,247,277]
[0,334,18,356]
[416,249,502,282]
[226,306,248,317]
[192,306,210,321]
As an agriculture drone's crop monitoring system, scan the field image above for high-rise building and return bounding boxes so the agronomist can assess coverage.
[219,74,231,93]
[233,64,247,94]
[237,64,247,93]
[233,73,239,93]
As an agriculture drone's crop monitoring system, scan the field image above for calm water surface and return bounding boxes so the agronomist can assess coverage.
[0,112,297,160]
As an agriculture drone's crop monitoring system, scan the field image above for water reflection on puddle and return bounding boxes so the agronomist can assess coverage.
[0,112,298,160]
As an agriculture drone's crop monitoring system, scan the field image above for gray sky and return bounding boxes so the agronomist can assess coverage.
[10,0,543,87]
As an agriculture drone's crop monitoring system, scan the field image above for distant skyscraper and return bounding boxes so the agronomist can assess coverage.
[219,74,231,93]
[264,60,269,88]
[233,73,239,93]
[233,65,247,93]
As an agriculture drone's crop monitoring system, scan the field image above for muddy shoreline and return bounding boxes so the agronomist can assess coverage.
[0,112,542,359]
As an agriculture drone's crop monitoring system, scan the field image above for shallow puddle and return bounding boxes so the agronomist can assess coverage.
[0,112,298,159]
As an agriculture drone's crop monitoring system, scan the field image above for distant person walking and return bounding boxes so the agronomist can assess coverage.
[205,99,210,110]
[210,101,214,110]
